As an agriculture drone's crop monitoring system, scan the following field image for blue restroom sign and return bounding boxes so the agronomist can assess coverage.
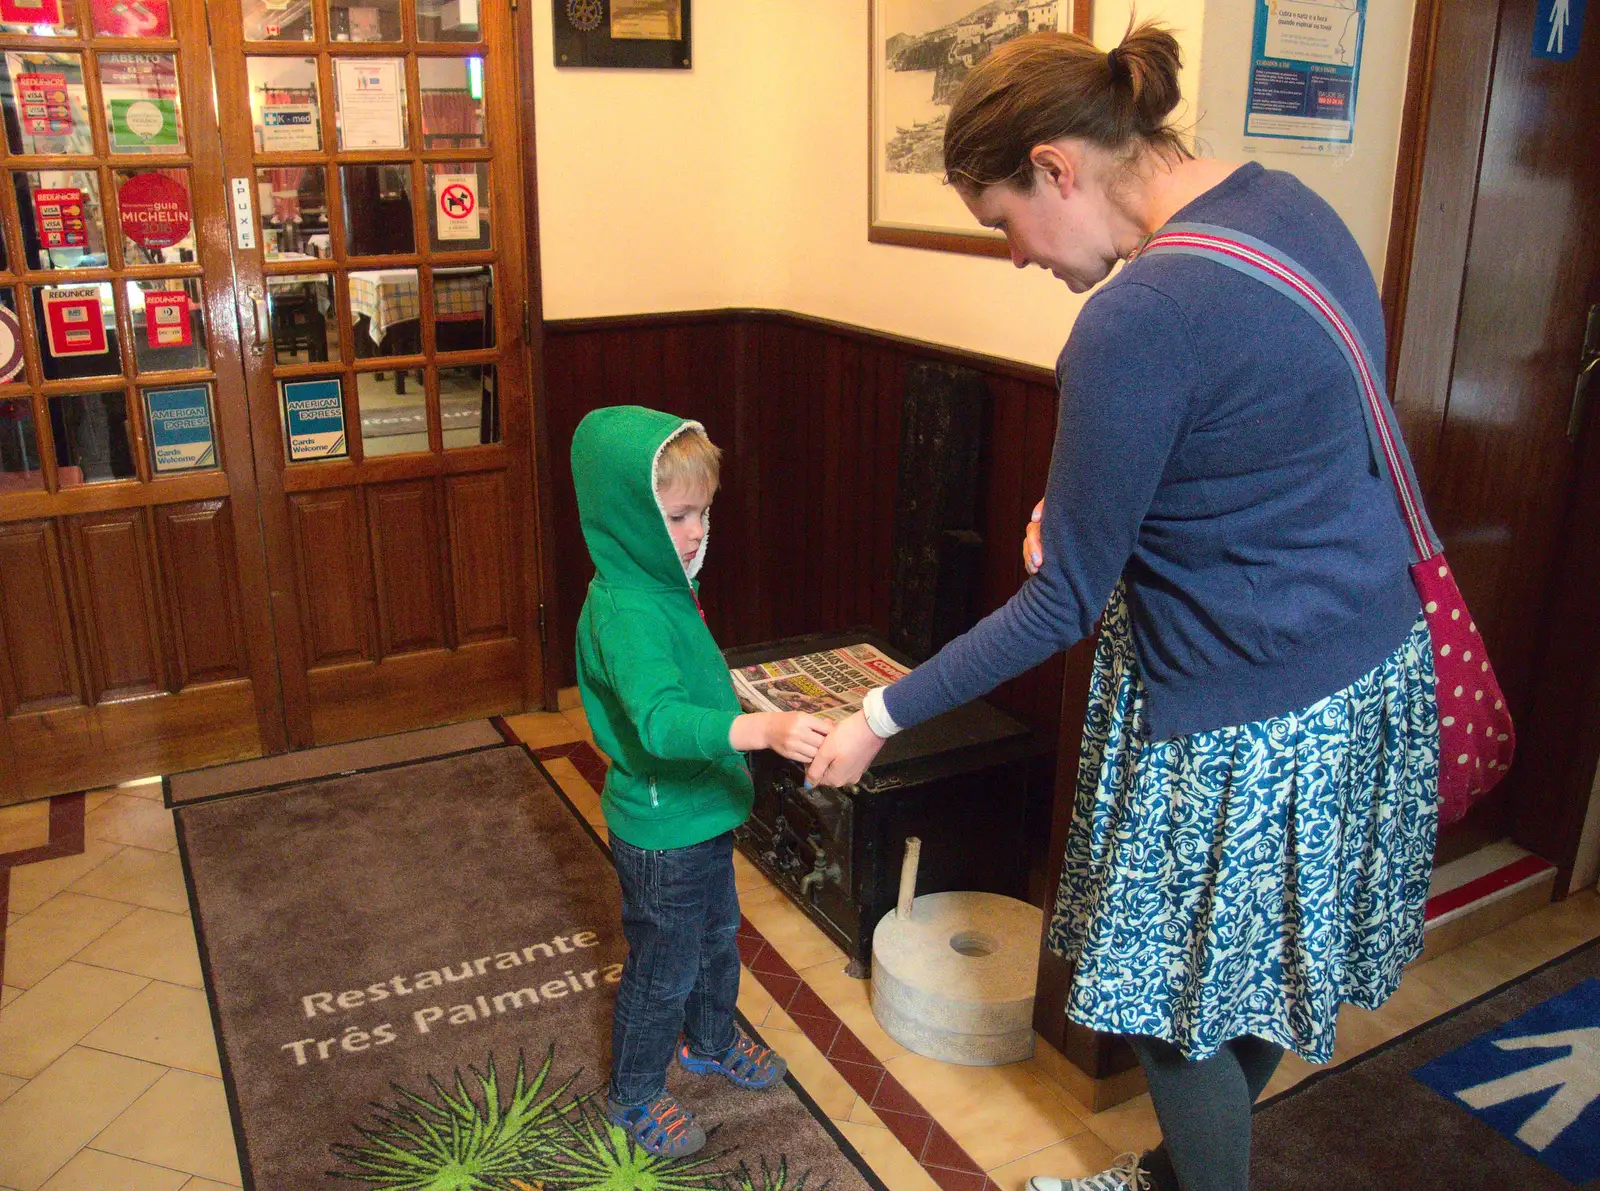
[281,378,347,462]
[1413,978,1600,1184]
[1533,0,1587,60]
[144,384,214,473]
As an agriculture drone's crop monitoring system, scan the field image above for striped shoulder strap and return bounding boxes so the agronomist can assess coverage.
[1141,222,1441,564]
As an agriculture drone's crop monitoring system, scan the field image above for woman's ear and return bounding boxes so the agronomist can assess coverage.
[1029,142,1076,198]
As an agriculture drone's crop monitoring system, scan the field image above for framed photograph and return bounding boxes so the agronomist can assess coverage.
[870,0,1092,257]
[553,0,691,70]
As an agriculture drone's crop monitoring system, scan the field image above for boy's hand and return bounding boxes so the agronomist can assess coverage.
[763,712,832,764]
[730,711,832,763]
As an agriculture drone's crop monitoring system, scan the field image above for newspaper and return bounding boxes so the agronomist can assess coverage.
[730,643,911,723]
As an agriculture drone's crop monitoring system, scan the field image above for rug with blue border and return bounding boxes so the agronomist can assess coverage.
[1253,931,1600,1190]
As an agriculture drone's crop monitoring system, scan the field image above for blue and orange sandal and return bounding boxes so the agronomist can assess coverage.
[677,1031,788,1090]
[605,1092,707,1158]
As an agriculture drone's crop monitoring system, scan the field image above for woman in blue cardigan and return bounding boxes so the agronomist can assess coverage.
[808,22,1439,1191]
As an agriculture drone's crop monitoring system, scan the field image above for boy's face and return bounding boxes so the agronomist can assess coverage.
[659,479,713,571]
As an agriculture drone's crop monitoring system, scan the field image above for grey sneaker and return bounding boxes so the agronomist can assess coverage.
[1026,1152,1149,1191]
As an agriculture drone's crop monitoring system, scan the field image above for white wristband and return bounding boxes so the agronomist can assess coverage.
[862,686,903,738]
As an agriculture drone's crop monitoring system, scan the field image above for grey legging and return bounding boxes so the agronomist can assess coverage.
[1130,1034,1284,1191]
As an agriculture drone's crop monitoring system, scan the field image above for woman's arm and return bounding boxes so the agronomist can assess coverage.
[807,282,1197,787]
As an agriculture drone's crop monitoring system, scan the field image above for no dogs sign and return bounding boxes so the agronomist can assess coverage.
[435,173,479,241]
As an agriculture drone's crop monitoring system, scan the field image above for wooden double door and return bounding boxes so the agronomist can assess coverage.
[0,0,544,805]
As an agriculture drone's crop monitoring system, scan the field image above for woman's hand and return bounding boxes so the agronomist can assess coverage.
[1023,500,1044,575]
[732,711,832,764]
[805,710,887,788]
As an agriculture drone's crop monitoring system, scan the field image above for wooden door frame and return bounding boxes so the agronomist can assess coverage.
[513,0,560,710]
[1380,0,1600,891]
[205,0,555,745]
[0,3,287,803]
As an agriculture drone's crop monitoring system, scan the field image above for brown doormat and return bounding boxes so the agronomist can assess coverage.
[165,720,506,806]
[176,745,882,1191]
[1252,936,1600,1190]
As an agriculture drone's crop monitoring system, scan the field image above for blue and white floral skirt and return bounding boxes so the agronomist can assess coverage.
[1047,584,1440,1064]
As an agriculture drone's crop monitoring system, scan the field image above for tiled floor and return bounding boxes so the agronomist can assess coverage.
[0,777,237,1191]
[1,707,1598,1191]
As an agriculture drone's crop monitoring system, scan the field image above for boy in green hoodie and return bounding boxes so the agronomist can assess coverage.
[571,406,832,1158]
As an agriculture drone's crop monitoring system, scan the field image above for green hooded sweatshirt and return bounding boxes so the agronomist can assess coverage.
[570,405,752,850]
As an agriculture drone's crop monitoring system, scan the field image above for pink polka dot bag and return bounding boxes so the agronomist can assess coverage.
[1144,225,1514,825]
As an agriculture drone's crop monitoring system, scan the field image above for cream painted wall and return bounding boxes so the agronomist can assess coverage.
[532,0,1409,370]
[530,0,777,315]
[1195,0,1419,280]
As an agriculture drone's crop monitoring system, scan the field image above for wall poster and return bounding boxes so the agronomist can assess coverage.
[1243,0,1367,156]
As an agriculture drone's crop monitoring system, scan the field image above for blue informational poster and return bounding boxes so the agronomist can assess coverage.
[1532,0,1587,60]
[281,378,347,462]
[144,384,215,473]
[1243,0,1367,152]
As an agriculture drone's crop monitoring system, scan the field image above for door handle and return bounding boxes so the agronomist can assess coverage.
[1568,304,1600,442]
[253,295,268,350]
[1570,357,1599,441]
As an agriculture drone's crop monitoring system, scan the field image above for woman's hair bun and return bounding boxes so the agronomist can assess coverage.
[1108,22,1183,134]
[942,19,1188,191]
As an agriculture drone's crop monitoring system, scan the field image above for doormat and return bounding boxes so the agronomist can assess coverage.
[165,720,505,806]
[1253,936,1600,1190]
[175,745,883,1190]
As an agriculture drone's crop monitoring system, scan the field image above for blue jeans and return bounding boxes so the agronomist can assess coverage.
[609,830,742,1106]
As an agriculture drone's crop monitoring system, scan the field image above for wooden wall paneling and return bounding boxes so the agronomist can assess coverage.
[820,332,845,632]
[289,489,375,669]
[67,510,169,702]
[870,343,902,631]
[0,520,84,714]
[797,322,829,635]
[447,471,514,645]
[367,480,448,657]
[775,319,808,640]
[845,334,874,629]
[803,323,833,634]
[154,501,248,688]
[542,310,1072,746]
[542,330,584,684]
[728,318,766,648]
[979,373,1034,728]
[851,343,879,629]
[1011,376,1069,741]
[758,317,790,640]
[776,320,807,639]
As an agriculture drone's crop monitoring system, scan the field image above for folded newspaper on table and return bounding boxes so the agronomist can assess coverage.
[729,643,911,723]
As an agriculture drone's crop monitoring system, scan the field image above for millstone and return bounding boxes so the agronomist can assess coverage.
[870,891,1043,1066]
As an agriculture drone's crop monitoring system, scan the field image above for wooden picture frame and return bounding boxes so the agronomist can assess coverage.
[552,0,691,70]
[869,0,1092,257]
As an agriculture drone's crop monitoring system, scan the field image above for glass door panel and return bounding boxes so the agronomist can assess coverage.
[210,0,538,746]
[0,0,286,798]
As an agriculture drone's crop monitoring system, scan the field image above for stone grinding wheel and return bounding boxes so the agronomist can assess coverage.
[870,890,1044,1066]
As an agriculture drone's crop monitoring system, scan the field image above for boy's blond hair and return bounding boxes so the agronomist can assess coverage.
[654,426,722,497]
